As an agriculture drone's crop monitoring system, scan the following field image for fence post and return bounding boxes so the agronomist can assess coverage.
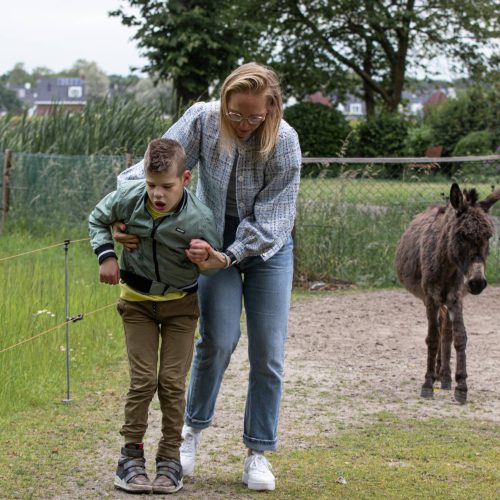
[1,149,12,233]
[125,153,134,170]
[63,239,73,404]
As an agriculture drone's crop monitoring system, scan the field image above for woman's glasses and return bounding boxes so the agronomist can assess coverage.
[227,112,266,126]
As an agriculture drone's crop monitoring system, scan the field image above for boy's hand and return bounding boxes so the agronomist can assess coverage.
[186,239,211,263]
[186,239,226,270]
[112,222,140,252]
[99,258,120,285]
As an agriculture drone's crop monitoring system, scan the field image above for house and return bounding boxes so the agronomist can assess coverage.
[34,77,86,115]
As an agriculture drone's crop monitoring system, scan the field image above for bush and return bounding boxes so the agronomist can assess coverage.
[351,112,412,178]
[284,102,351,176]
[404,124,436,156]
[354,112,411,157]
[452,130,494,156]
[424,85,499,156]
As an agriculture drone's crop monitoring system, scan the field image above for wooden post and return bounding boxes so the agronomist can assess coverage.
[125,153,134,170]
[2,150,12,233]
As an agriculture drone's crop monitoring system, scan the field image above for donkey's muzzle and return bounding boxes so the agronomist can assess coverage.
[467,278,487,295]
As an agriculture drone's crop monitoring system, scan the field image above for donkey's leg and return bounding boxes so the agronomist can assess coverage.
[435,307,444,382]
[421,301,439,399]
[449,301,467,403]
[438,306,453,390]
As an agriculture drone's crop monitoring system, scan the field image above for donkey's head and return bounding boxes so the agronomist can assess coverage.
[449,183,500,295]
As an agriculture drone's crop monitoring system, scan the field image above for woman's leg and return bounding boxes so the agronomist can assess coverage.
[241,238,293,451]
[184,267,243,428]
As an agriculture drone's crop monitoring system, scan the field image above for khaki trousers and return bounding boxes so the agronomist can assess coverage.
[116,294,199,460]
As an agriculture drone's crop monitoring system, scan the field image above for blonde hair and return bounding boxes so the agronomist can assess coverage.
[219,62,283,158]
[144,138,186,176]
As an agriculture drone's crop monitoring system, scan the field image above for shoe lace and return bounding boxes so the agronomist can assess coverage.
[181,432,197,455]
[249,454,273,473]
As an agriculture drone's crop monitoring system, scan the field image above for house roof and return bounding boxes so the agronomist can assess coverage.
[305,91,332,107]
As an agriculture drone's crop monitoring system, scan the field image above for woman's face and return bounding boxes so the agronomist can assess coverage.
[227,92,268,141]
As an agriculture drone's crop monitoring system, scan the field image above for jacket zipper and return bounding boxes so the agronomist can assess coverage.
[151,217,168,282]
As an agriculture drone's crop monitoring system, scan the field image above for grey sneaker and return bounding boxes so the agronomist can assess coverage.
[242,452,276,491]
[180,425,202,476]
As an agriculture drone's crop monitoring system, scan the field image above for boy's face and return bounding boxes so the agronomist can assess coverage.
[145,169,191,213]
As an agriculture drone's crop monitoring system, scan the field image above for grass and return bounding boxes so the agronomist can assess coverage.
[1,386,498,499]
[1,231,499,498]
[0,231,123,417]
[295,174,500,285]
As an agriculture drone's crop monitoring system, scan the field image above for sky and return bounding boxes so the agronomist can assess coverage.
[0,1,148,76]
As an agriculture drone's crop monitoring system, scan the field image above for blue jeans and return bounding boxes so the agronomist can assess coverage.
[185,234,293,451]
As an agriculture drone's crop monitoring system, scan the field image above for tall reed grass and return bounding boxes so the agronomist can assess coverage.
[0,97,171,155]
[0,232,124,417]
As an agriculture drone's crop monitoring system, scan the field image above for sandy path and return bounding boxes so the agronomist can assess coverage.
[65,287,500,498]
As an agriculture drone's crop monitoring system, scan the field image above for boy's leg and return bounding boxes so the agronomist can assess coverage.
[115,299,160,493]
[156,292,199,460]
[116,299,160,445]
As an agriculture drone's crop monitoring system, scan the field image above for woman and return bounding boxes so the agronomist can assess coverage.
[115,62,301,491]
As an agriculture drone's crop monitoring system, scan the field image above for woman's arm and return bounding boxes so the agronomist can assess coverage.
[226,126,302,262]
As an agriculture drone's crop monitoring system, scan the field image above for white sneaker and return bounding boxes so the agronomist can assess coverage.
[242,452,276,491]
[180,425,201,476]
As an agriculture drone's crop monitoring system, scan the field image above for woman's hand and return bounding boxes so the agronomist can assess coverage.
[186,239,226,270]
[99,258,120,285]
[112,222,140,252]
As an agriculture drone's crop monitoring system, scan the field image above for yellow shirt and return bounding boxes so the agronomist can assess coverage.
[120,201,188,302]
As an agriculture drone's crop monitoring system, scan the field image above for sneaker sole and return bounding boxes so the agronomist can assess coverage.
[153,478,183,494]
[114,475,152,493]
[180,459,195,476]
[242,472,276,491]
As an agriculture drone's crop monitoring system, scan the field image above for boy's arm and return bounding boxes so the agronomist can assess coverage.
[88,190,122,268]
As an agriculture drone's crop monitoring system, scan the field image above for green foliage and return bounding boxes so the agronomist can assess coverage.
[284,102,351,176]
[252,0,500,115]
[0,97,171,155]
[404,124,436,156]
[0,85,23,113]
[352,112,412,177]
[425,85,499,155]
[110,1,259,111]
[452,130,495,156]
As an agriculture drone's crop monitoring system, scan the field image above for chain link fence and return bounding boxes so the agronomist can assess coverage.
[2,152,500,287]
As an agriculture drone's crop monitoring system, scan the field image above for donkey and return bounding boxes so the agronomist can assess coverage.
[395,183,500,403]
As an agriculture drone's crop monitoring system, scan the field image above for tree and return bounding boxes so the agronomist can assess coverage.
[70,60,110,100]
[110,0,259,112]
[3,63,31,86]
[131,77,174,112]
[251,0,500,116]
[0,85,23,113]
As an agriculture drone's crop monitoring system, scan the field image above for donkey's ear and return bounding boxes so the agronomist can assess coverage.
[450,183,464,213]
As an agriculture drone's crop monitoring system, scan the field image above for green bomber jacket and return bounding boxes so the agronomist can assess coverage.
[88,180,221,295]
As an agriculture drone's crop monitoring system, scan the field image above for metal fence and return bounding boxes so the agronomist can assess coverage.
[2,151,500,287]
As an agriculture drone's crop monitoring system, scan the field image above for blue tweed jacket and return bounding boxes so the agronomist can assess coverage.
[118,101,302,262]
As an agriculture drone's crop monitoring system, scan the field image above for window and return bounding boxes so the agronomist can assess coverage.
[349,103,362,115]
[68,86,83,98]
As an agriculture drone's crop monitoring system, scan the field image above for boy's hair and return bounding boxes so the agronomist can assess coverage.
[144,138,186,176]
[219,62,283,159]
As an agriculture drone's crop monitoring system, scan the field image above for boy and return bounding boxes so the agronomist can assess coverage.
[89,138,220,494]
